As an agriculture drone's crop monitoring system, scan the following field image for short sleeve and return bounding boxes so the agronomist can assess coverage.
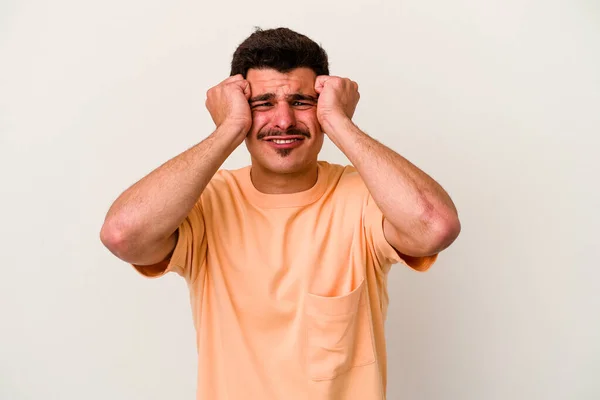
[364,194,437,272]
[132,201,207,283]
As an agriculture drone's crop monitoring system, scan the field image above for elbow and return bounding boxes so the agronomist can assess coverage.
[388,208,461,258]
[428,211,461,253]
[100,219,132,259]
[413,192,460,254]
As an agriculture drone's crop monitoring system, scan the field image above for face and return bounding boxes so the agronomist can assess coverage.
[245,67,324,175]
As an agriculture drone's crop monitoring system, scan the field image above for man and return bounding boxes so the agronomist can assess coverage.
[100,27,460,400]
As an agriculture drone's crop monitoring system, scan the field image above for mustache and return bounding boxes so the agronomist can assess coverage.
[257,127,311,140]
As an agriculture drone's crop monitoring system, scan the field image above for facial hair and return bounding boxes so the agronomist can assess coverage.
[276,148,293,157]
[257,127,311,141]
[257,127,311,158]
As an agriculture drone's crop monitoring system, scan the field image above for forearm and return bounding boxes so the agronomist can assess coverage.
[323,116,458,244]
[101,123,243,252]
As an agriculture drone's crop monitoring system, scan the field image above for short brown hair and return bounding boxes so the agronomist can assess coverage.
[230,27,329,77]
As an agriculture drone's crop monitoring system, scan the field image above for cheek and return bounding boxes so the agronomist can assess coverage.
[297,112,321,133]
[249,113,270,137]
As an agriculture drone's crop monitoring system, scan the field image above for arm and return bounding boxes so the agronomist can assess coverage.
[315,77,461,257]
[100,75,253,265]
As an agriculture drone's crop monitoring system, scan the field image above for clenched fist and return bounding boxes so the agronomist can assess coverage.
[205,74,253,136]
[314,76,360,127]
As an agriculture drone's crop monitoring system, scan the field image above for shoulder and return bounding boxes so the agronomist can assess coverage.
[319,161,369,203]
[199,166,250,206]
[207,166,248,190]
[320,161,367,196]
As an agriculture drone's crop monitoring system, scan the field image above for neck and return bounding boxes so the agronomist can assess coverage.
[250,162,319,194]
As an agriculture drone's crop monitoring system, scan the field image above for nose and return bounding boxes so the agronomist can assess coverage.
[272,103,296,131]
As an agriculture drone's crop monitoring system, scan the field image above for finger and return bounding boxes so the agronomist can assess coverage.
[229,80,252,99]
[224,74,245,84]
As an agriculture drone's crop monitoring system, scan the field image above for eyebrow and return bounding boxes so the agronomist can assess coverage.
[249,93,318,104]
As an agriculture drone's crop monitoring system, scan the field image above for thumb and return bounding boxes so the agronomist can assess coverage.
[242,81,252,100]
[314,75,329,94]
[233,79,252,100]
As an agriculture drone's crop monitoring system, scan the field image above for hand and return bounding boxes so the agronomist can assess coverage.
[314,76,360,127]
[205,74,252,135]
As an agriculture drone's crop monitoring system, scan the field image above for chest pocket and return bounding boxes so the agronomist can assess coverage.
[305,279,376,380]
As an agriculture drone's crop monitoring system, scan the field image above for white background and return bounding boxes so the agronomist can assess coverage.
[1,0,599,399]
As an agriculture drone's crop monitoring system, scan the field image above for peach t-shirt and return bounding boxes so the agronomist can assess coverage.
[134,161,436,400]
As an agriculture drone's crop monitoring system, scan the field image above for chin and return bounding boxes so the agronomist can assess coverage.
[255,155,314,175]
[267,159,309,174]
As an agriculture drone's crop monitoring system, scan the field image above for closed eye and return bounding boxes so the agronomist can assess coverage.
[251,101,315,110]
[251,102,273,109]
[292,101,314,109]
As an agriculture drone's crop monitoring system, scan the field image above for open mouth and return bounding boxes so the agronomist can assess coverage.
[263,136,306,149]
[269,138,303,144]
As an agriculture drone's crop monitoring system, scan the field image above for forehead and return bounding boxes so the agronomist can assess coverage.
[246,67,317,96]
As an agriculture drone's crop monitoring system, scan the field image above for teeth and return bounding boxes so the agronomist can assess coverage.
[272,139,298,144]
